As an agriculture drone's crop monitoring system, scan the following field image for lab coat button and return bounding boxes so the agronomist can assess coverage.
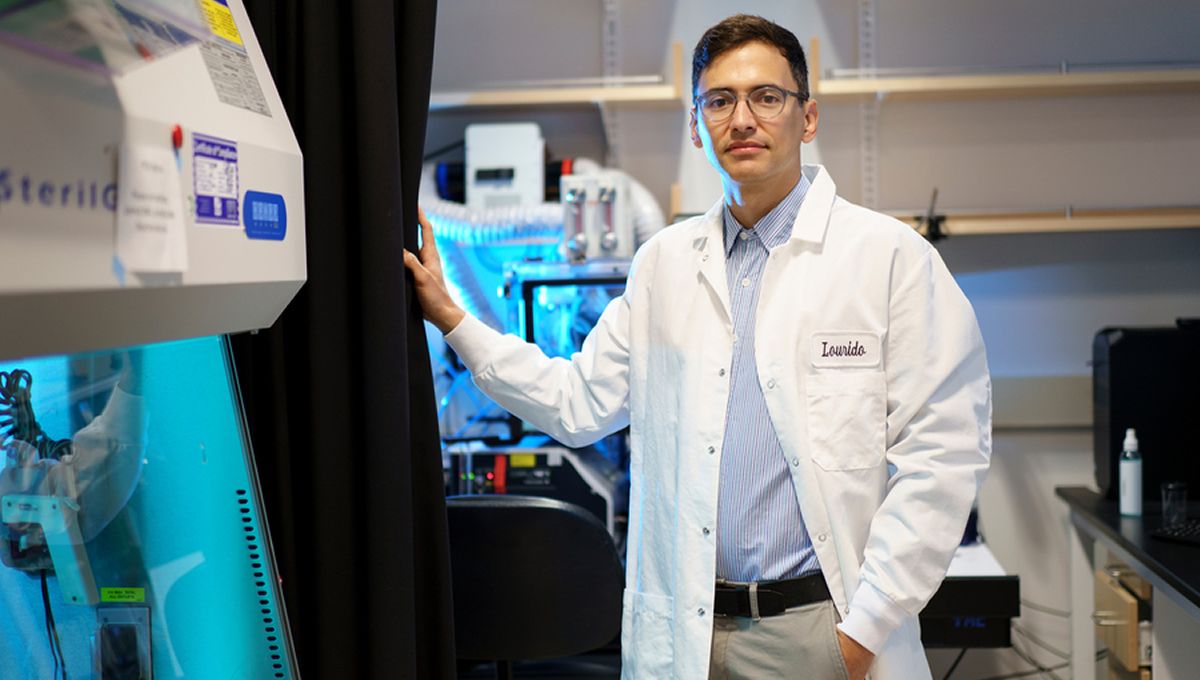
[702,527,711,536]
[818,533,827,542]
[766,378,776,389]
[702,253,710,262]
[698,608,706,617]
[707,445,716,455]
[718,368,726,377]
[791,457,799,466]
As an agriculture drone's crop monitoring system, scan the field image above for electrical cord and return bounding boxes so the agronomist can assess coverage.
[40,570,68,680]
[1020,599,1070,618]
[1012,623,1070,660]
[1,369,72,460]
[941,648,967,680]
[1009,636,1065,680]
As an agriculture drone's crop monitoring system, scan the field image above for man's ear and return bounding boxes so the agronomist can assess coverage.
[689,108,703,148]
[800,99,819,143]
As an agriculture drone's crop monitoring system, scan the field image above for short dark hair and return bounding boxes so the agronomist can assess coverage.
[692,14,809,100]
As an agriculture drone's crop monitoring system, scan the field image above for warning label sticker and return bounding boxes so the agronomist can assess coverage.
[200,0,242,46]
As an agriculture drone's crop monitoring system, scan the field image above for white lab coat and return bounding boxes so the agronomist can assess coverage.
[445,164,992,680]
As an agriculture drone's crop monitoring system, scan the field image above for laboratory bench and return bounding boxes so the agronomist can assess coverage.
[1057,486,1200,680]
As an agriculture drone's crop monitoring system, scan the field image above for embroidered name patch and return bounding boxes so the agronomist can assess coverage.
[811,332,881,368]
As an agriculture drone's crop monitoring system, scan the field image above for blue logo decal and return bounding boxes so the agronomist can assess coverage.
[243,191,286,241]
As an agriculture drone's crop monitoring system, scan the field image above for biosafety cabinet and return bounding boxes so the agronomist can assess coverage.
[0,0,304,677]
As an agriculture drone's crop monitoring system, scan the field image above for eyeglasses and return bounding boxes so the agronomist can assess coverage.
[694,85,806,123]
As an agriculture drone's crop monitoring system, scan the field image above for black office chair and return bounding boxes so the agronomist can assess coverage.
[447,495,624,679]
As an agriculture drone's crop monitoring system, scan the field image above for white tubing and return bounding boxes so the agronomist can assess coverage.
[415,160,666,330]
[419,163,561,245]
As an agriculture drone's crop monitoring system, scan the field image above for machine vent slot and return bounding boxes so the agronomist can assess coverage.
[237,488,288,678]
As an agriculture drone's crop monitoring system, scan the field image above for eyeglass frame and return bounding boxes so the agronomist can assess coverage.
[692,85,808,123]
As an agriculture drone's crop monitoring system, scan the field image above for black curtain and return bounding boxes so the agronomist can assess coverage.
[234,1,454,678]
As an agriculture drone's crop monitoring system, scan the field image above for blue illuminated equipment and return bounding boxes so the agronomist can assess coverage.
[0,0,304,677]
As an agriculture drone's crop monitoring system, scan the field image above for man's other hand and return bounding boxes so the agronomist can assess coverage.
[836,629,875,680]
[403,206,465,334]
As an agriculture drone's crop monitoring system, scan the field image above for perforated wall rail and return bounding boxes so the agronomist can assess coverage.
[237,488,290,679]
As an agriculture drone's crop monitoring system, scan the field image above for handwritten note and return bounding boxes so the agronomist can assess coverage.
[116,143,188,274]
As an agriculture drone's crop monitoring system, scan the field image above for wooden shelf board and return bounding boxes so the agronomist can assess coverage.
[429,83,680,110]
[815,68,1200,101]
[430,42,684,111]
[893,208,1200,237]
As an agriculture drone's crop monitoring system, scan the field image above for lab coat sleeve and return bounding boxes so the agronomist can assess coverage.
[52,385,149,541]
[837,247,992,654]
[443,284,632,449]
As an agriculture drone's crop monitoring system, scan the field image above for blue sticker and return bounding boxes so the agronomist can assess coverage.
[243,191,287,240]
[193,133,239,226]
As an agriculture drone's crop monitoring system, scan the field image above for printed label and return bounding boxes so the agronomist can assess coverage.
[193,133,239,225]
[811,332,882,368]
[199,41,271,116]
[101,587,146,603]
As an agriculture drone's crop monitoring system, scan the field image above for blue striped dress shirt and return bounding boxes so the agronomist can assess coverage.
[716,175,821,582]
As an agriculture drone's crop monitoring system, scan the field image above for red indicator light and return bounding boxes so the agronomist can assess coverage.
[486,472,494,480]
[171,124,183,150]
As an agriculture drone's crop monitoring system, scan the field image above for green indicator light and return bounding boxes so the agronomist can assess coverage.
[468,473,475,480]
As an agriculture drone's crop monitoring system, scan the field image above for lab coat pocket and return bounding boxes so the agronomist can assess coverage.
[806,371,887,471]
[620,589,674,677]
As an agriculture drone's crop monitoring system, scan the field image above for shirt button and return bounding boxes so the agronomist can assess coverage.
[739,231,749,241]
[741,277,751,287]
[707,446,716,455]
[718,368,726,377]
[791,457,800,467]
[698,608,706,617]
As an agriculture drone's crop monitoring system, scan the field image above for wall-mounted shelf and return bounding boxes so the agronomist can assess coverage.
[429,43,683,111]
[809,38,1200,101]
[892,207,1200,238]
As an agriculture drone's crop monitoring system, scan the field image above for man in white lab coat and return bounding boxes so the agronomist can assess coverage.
[405,14,991,680]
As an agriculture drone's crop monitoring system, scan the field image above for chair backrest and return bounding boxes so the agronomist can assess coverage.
[447,494,623,661]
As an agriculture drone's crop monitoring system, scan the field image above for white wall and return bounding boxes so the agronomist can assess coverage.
[428,2,1200,675]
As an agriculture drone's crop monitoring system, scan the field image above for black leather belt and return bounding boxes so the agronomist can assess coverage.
[713,572,831,619]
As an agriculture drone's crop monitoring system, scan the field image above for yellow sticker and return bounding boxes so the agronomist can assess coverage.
[201,0,243,46]
[508,454,536,468]
[101,587,146,603]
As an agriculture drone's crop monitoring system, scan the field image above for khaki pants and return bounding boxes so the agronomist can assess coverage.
[709,600,851,680]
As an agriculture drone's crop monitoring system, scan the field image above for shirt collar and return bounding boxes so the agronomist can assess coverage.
[722,174,811,257]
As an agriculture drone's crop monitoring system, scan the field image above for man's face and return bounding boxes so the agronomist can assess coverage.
[690,40,817,190]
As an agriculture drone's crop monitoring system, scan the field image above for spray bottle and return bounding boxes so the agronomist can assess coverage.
[1119,428,1142,517]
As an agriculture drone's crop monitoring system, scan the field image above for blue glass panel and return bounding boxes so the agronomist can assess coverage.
[0,336,294,679]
